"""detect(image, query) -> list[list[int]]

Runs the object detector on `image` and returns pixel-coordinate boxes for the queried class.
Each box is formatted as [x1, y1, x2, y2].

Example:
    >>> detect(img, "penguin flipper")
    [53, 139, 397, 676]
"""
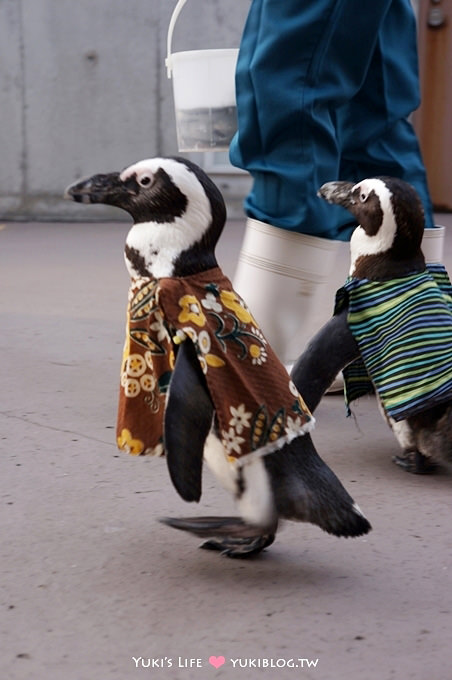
[291, 308, 359, 412]
[264, 434, 371, 538]
[164, 340, 214, 502]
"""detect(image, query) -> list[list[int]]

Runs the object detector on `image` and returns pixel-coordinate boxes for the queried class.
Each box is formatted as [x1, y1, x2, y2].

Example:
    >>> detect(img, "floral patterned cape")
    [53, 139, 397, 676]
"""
[117, 267, 314, 463]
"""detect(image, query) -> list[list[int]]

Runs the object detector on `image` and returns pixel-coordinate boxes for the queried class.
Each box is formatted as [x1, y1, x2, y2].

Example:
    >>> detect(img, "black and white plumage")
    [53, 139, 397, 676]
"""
[65, 157, 370, 556]
[292, 176, 452, 474]
[320, 177, 426, 280]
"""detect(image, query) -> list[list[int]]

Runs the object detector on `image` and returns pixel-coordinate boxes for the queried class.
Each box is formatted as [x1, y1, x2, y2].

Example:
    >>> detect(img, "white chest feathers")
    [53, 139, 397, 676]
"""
[125, 222, 180, 278]
[124, 166, 213, 279]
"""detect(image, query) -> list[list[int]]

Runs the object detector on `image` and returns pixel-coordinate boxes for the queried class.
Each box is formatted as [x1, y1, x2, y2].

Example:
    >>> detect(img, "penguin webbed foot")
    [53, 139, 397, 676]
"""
[200, 533, 275, 558]
[159, 516, 276, 558]
[392, 450, 438, 475]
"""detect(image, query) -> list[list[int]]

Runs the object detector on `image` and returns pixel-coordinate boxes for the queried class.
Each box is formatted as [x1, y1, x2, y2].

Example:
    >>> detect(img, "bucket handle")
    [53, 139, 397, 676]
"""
[166, 0, 187, 79]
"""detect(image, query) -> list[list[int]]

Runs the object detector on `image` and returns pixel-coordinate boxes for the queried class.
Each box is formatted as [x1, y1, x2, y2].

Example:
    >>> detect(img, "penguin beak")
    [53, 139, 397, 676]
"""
[317, 181, 356, 208]
[64, 172, 138, 208]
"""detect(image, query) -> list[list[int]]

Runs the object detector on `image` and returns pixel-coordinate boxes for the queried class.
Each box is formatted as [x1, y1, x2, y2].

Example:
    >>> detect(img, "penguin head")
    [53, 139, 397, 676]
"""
[318, 177, 425, 279]
[65, 157, 226, 277]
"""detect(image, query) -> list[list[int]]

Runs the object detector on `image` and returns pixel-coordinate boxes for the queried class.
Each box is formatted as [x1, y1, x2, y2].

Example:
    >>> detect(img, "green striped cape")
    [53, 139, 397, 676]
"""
[334, 263, 452, 421]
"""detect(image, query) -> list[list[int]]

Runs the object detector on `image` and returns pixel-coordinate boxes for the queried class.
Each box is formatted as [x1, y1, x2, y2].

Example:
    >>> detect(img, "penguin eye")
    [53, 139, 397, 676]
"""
[138, 174, 152, 188]
[359, 191, 368, 203]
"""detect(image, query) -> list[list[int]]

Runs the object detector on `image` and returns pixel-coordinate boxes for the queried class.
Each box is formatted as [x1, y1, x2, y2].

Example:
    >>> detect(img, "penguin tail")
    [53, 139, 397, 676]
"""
[263, 434, 372, 538]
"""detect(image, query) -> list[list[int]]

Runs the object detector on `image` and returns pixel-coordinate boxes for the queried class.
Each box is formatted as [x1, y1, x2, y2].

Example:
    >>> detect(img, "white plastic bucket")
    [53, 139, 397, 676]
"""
[166, 0, 239, 152]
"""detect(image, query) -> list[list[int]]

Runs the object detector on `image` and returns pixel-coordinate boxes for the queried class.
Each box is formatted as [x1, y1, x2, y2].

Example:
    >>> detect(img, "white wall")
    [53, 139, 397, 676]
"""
[0, 0, 250, 220]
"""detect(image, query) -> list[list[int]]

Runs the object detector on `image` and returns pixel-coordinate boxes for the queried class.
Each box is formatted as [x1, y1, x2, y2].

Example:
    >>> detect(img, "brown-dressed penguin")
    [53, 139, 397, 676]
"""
[293, 176, 452, 474]
[65, 156, 370, 557]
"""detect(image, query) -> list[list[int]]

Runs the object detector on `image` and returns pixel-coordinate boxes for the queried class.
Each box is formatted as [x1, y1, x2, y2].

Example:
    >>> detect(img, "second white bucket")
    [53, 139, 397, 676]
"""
[166, 0, 239, 152]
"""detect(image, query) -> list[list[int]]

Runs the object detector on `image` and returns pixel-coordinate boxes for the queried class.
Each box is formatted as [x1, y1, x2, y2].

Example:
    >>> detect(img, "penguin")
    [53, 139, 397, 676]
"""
[65, 156, 370, 557]
[292, 176, 452, 474]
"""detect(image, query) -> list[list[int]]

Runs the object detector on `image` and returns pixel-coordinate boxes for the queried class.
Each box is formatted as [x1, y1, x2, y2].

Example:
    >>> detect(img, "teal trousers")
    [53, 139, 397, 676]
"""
[230, 0, 434, 239]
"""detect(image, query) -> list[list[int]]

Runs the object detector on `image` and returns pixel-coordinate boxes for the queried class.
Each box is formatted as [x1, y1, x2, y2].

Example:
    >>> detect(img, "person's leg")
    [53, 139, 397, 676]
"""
[230, 0, 395, 239]
[338, 0, 434, 228]
[233, 219, 338, 366]
[230, 0, 393, 363]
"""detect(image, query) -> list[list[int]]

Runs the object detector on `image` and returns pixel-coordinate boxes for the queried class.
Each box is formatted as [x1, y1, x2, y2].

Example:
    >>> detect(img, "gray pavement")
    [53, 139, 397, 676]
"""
[1, 215, 452, 680]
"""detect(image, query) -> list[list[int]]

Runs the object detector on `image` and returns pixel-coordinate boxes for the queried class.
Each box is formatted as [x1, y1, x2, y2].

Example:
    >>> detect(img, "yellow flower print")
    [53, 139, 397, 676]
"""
[249, 343, 268, 365]
[117, 428, 145, 455]
[124, 378, 140, 397]
[126, 353, 147, 377]
[173, 330, 186, 345]
[220, 290, 258, 326]
[140, 374, 156, 392]
[205, 354, 226, 368]
[178, 295, 206, 327]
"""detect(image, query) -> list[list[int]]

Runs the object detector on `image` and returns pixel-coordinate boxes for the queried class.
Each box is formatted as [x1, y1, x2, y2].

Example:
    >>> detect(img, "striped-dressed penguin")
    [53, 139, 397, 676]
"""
[65, 156, 370, 557]
[292, 176, 452, 474]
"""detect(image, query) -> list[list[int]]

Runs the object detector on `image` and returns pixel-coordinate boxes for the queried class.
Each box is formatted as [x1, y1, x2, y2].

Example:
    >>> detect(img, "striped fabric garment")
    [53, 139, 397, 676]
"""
[335, 263, 452, 421]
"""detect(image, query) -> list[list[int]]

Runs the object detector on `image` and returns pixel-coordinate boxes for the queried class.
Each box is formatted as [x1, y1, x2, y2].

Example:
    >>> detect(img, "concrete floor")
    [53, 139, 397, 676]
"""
[1, 214, 452, 680]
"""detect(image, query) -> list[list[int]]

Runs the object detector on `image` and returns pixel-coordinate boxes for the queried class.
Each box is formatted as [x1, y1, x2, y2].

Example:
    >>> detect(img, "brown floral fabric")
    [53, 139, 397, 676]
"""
[117, 267, 314, 462]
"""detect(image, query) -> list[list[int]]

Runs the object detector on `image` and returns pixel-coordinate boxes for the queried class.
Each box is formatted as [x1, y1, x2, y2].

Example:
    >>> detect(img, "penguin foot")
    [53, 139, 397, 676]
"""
[159, 516, 265, 538]
[159, 516, 275, 557]
[392, 450, 438, 475]
[200, 533, 275, 558]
